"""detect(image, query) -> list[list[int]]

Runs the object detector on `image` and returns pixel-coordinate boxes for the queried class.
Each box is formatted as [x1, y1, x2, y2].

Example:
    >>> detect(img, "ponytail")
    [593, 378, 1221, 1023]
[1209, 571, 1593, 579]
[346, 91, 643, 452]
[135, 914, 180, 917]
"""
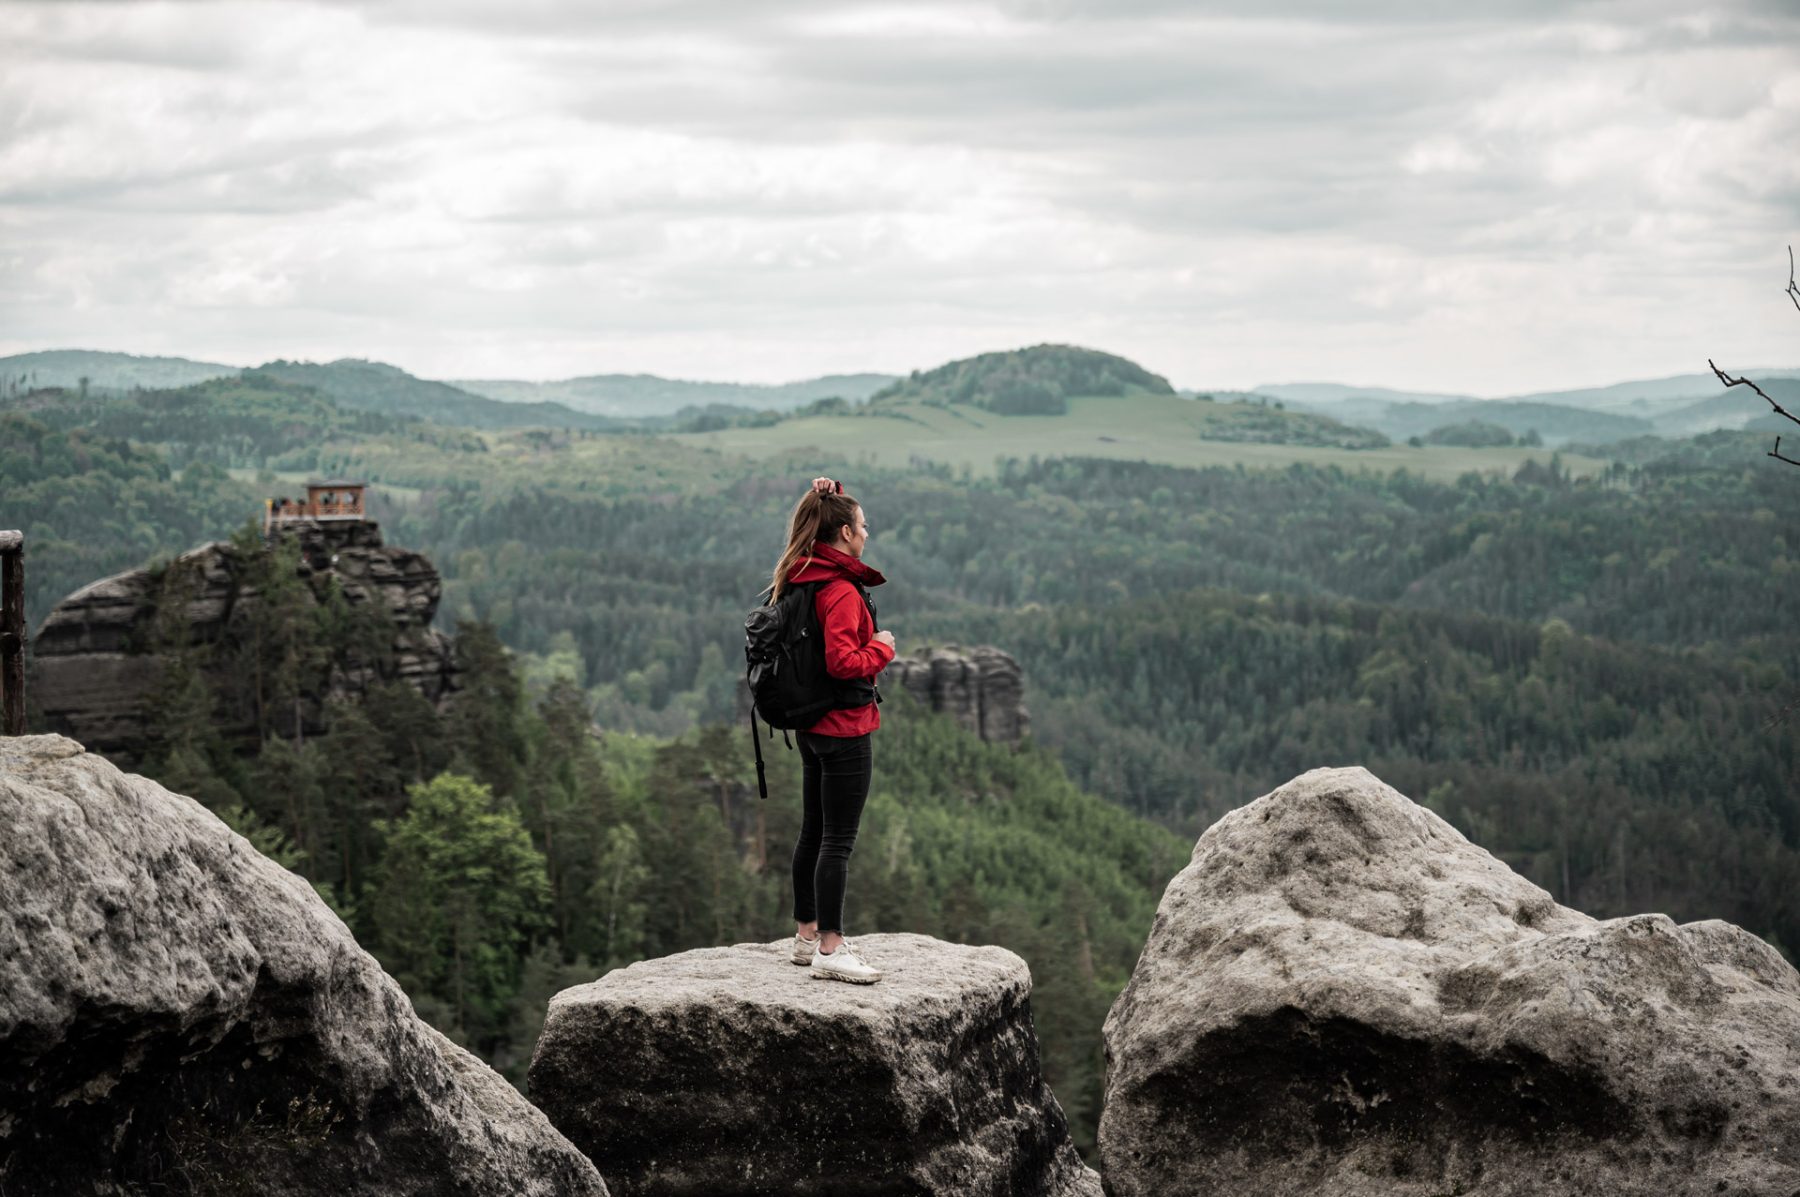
[770, 484, 859, 600]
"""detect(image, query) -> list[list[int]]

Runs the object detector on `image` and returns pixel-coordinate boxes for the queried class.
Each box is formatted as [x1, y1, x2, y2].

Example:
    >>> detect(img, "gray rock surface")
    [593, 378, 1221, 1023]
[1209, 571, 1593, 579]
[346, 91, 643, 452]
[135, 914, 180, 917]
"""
[531, 933, 1098, 1197]
[1099, 766, 1800, 1196]
[0, 733, 606, 1197]
[889, 645, 1029, 745]
[33, 519, 458, 765]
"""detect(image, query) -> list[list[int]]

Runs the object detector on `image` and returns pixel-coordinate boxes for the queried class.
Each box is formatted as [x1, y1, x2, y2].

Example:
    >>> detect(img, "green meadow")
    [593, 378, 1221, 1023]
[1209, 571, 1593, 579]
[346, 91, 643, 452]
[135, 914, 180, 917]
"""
[676, 393, 1609, 481]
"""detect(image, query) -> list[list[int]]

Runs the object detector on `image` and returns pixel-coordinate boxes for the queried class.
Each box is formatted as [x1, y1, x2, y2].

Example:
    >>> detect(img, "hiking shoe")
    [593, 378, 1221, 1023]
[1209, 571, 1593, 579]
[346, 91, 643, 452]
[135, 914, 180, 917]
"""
[791, 933, 819, 966]
[810, 941, 881, 984]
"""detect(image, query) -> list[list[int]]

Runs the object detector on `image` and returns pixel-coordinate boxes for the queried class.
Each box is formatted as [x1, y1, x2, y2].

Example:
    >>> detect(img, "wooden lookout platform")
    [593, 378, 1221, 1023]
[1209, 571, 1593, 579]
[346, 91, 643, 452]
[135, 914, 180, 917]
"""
[265, 480, 368, 533]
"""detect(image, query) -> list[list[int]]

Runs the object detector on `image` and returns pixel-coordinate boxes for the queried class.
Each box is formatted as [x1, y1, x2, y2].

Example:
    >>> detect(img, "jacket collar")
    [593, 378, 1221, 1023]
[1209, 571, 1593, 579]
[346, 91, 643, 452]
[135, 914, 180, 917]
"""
[789, 540, 887, 587]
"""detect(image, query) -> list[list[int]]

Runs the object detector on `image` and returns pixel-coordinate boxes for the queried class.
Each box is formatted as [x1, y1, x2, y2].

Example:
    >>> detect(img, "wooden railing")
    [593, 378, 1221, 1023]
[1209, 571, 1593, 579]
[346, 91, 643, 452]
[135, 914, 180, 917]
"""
[269, 498, 365, 522]
[1, 530, 23, 736]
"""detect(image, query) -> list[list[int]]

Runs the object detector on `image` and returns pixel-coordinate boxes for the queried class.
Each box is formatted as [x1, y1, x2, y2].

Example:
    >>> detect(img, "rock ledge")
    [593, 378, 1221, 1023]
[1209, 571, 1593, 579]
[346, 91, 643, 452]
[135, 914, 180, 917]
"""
[531, 933, 1098, 1197]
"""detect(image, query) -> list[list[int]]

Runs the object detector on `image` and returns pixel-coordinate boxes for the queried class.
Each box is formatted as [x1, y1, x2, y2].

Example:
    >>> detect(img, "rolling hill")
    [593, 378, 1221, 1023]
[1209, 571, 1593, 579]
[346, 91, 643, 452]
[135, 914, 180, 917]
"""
[1656, 379, 1800, 438]
[1263, 369, 1800, 446]
[869, 344, 1175, 415]
[660, 344, 1641, 476]
[1257, 369, 1800, 415]
[1365, 401, 1654, 446]
[1517, 369, 1800, 413]
[0, 350, 238, 394]
[1251, 381, 1468, 407]
[249, 359, 622, 431]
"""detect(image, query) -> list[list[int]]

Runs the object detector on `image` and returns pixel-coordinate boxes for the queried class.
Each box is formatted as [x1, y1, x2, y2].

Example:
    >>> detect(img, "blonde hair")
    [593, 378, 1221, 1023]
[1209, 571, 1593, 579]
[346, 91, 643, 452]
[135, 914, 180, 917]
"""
[769, 486, 860, 600]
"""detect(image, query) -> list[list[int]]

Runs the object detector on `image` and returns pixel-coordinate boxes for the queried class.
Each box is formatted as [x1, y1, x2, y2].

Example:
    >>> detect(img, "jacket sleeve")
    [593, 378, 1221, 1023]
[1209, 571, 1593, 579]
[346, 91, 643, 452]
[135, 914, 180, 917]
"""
[817, 581, 894, 680]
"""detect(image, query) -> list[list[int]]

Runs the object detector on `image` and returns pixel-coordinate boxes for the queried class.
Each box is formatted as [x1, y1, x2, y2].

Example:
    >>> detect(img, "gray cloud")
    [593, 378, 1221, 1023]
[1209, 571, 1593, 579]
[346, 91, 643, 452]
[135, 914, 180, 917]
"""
[0, 0, 1795, 392]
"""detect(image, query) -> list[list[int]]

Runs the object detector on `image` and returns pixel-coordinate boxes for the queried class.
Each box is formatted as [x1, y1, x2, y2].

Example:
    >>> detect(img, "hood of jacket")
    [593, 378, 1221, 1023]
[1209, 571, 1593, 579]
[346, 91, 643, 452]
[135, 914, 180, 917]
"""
[788, 541, 887, 589]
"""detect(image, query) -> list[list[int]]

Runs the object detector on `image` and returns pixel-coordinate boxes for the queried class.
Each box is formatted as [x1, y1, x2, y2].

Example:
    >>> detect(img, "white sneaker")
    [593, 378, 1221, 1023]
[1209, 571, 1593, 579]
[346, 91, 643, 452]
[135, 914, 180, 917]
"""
[791, 933, 819, 966]
[809, 940, 882, 984]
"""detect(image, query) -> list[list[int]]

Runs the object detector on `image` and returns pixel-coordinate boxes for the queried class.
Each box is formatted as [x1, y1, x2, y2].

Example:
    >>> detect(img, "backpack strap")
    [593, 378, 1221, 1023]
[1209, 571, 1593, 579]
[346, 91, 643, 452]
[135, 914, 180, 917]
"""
[750, 706, 769, 801]
[855, 582, 882, 702]
[855, 582, 878, 631]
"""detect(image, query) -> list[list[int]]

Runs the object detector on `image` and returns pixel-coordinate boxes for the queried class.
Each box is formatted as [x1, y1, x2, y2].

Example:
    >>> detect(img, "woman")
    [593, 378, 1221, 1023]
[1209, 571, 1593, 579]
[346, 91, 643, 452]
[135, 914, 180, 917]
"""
[771, 476, 896, 984]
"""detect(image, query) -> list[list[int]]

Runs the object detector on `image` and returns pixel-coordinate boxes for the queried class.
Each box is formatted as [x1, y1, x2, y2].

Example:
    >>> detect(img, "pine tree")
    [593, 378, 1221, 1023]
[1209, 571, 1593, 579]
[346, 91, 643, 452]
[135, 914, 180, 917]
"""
[371, 773, 551, 1046]
[444, 621, 527, 798]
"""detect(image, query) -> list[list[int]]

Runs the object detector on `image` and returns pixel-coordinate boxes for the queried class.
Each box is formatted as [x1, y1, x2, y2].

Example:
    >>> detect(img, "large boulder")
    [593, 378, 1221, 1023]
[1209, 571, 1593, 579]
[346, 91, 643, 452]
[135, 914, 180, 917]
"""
[888, 645, 1029, 745]
[0, 734, 606, 1196]
[1100, 766, 1800, 1197]
[530, 933, 1099, 1197]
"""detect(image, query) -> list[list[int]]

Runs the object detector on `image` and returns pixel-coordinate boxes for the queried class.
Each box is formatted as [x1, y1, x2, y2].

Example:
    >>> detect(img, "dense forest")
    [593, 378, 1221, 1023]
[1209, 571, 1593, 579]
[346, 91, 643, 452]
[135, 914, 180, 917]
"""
[399, 449, 1798, 704]
[2, 412, 256, 620]
[7, 361, 1798, 1153]
[117, 561, 1180, 1150]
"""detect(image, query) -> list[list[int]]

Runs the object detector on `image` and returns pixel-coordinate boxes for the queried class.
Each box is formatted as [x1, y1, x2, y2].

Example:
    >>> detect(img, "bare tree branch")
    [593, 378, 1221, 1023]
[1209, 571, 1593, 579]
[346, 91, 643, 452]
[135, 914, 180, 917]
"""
[1708, 359, 1800, 428]
[1710, 245, 1800, 467]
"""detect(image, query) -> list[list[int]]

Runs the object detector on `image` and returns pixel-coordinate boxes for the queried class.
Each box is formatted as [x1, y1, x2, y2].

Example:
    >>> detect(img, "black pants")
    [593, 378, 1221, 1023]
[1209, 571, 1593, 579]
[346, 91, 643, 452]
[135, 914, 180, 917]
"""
[791, 731, 872, 935]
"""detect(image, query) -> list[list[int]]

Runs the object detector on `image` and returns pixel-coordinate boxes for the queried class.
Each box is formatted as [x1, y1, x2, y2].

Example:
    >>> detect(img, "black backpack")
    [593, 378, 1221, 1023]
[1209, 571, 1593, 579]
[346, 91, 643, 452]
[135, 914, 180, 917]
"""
[744, 580, 879, 799]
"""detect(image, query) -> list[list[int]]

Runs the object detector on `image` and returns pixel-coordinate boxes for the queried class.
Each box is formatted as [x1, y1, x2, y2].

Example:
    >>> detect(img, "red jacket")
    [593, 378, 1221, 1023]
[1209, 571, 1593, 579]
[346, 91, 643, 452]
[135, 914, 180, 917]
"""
[787, 542, 892, 736]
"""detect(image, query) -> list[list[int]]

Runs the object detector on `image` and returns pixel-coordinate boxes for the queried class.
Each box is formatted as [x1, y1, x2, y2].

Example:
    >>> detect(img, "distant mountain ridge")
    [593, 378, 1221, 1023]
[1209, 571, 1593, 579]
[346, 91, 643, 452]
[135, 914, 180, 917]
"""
[0, 349, 894, 424]
[1368, 401, 1654, 446]
[1656, 382, 1800, 438]
[453, 372, 897, 418]
[1517, 369, 1800, 413]
[1257, 369, 1800, 445]
[250, 359, 621, 432]
[1251, 382, 1470, 406]
[14, 348, 1797, 443]
[1254, 369, 1800, 412]
[0, 349, 238, 393]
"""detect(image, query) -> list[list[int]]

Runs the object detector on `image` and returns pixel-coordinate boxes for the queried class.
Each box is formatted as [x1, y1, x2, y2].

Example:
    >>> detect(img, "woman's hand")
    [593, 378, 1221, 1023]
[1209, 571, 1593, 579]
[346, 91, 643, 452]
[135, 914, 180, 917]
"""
[811, 476, 837, 496]
[873, 630, 896, 652]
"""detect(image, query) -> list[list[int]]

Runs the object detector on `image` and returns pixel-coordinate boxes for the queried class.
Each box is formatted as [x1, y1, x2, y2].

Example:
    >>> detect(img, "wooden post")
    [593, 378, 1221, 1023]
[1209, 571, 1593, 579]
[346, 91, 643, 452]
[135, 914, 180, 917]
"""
[0, 530, 23, 736]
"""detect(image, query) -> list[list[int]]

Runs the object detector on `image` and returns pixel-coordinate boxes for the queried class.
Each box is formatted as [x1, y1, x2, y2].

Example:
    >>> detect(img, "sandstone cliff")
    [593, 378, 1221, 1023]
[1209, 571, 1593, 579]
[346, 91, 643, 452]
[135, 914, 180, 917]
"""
[888, 645, 1028, 745]
[530, 934, 1098, 1197]
[0, 733, 605, 1196]
[33, 519, 457, 766]
[1100, 766, 1800, 1196]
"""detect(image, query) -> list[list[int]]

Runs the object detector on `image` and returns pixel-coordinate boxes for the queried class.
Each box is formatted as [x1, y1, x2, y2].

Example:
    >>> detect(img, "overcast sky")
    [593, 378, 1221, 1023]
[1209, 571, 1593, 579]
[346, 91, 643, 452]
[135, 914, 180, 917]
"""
[3, 0, 1797, 393]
